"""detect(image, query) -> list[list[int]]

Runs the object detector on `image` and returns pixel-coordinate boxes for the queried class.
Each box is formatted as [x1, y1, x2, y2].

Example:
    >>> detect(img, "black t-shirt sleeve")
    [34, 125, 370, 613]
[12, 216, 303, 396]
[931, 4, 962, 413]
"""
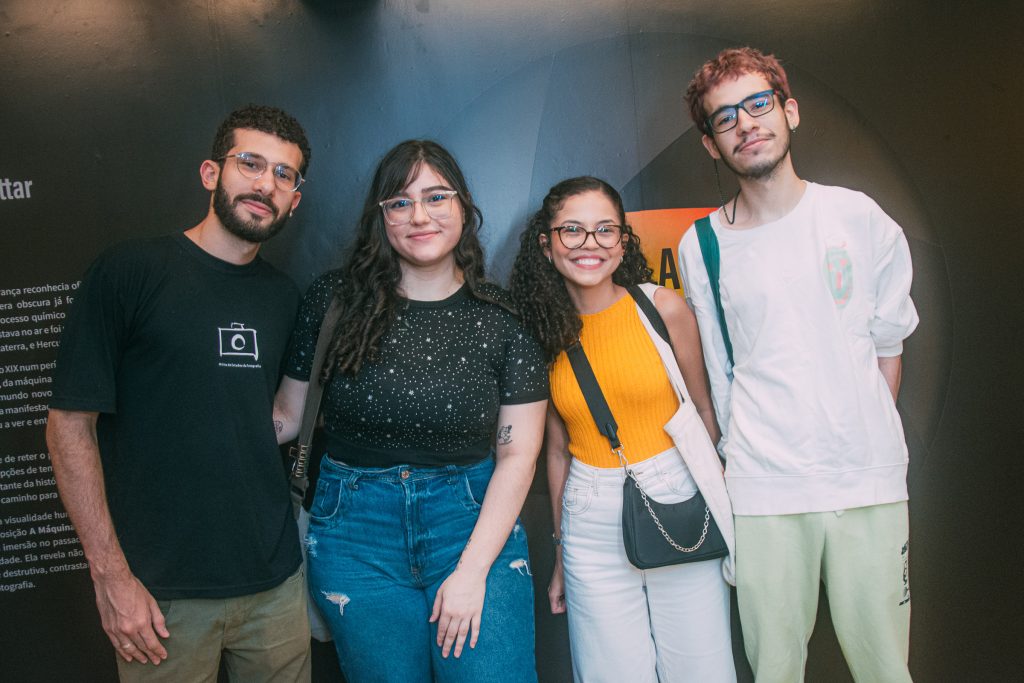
[49, 248, 137, 413]
[283, 270, 342, 381]
[498, 313, 549, 405]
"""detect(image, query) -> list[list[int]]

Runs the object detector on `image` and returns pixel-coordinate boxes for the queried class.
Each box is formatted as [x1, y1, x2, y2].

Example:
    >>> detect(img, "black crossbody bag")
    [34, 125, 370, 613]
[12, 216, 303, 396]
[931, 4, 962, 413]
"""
[564, 286, 728, 569]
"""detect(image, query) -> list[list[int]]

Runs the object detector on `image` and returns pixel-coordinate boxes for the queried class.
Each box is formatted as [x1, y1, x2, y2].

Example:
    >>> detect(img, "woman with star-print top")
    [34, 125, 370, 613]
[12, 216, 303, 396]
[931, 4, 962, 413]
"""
[274, 140, 548, 683]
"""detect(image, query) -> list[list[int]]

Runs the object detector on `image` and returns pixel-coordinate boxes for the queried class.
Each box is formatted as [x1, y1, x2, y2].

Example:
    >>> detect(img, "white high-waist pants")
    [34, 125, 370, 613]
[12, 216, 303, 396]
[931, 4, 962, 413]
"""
[561, 448, 736, 683]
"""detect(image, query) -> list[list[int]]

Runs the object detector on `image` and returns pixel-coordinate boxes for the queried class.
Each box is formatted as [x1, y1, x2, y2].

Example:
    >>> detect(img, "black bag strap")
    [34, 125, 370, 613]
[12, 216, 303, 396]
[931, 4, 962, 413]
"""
[624, 286, 685, 408]
[288, 296, 344, 517]
[565, 286, 683, 456]
[694, 216, 734, 366]
[565, 342, 622, 451]
[625, 285, 672, 349]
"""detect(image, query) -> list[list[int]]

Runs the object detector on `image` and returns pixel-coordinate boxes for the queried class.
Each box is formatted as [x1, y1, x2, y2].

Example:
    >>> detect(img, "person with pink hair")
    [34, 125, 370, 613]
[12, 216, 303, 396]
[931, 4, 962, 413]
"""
[681, 47, 919, 683]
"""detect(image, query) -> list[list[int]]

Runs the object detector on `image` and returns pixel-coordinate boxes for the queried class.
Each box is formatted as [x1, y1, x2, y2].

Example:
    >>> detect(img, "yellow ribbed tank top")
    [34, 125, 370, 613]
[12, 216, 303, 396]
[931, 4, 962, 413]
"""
[550, 293, 678, 468]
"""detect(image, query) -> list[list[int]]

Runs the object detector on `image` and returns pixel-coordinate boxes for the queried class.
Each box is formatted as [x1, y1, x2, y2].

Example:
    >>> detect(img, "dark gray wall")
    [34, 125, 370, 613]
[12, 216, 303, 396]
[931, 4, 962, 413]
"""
[0, 1, 1020, 681]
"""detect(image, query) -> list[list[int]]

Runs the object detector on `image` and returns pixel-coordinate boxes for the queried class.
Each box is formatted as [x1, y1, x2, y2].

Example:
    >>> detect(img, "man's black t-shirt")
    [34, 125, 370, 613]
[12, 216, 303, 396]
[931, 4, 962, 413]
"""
[50, 233, 301, 600]
[285, 270, 548, 467]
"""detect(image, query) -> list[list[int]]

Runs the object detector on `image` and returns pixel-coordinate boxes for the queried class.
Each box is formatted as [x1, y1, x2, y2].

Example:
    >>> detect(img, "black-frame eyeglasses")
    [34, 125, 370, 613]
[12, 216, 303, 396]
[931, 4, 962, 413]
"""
[550, 224, 624, 249]
[703, 89, 779, 135]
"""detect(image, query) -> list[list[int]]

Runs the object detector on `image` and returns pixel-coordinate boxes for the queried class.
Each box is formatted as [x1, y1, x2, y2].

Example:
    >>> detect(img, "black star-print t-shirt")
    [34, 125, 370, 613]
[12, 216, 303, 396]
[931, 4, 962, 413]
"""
[284, 270, 549, 466]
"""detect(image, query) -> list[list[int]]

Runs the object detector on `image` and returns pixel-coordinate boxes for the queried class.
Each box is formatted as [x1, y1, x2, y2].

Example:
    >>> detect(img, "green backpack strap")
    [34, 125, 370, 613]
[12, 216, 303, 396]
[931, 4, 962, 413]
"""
[694, 215, 734, 366]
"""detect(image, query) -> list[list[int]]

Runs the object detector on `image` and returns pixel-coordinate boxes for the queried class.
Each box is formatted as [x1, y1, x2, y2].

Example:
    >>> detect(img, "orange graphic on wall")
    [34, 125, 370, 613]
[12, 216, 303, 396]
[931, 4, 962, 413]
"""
[625, 208, 715, 295]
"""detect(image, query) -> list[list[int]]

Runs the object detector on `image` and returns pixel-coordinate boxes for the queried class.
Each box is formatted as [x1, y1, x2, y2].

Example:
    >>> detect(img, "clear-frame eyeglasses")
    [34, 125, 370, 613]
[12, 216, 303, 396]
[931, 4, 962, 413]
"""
[378, 190, 459, 225]
[219, 152, 305, 192]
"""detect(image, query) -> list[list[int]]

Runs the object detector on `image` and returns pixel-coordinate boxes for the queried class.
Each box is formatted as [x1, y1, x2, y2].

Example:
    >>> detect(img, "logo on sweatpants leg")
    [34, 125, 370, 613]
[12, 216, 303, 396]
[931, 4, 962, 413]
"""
[899, 540, 911, 606]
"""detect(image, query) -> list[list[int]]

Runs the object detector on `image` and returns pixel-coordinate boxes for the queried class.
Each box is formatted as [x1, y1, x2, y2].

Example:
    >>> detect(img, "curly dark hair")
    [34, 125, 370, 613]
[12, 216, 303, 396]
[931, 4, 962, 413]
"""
[509, 176, 653, 362]
[321, 139, 503, 381]
[211, 104, 312, 175]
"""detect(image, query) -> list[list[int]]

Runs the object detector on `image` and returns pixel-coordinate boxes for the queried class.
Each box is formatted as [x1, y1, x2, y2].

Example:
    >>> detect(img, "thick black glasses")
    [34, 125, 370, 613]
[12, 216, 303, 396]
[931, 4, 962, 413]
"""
[551, 224, 624, 249]
[704, 90, 778, 135]
[220, 152, 304, 192]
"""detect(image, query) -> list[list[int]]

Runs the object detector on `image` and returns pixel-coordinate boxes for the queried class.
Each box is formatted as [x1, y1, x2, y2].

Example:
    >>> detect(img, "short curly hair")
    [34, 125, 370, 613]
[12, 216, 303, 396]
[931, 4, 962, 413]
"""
[211, 104, 312, 175]
[509, 176, 653, 362]
[685, 47, 792, 134]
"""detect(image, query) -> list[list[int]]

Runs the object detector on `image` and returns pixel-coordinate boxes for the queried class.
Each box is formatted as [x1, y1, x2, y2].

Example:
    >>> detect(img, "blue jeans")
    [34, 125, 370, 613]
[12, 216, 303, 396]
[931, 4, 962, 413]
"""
[306, 455, 537, 683]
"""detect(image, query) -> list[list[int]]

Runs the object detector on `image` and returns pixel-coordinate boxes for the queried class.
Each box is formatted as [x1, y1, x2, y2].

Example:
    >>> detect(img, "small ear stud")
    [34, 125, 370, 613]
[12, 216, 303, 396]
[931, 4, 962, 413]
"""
[790, 126, 797, 133]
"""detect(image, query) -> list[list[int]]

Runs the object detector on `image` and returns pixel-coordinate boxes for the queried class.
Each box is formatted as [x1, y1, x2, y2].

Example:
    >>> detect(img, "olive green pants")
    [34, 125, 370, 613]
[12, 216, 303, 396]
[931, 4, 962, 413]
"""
[735, 502, 912, 683]
[117, 568, 311, 683]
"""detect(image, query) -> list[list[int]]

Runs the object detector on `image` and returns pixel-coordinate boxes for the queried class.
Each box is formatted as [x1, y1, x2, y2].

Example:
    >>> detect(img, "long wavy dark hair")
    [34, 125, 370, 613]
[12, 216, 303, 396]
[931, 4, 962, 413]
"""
[322, 140, 498, 381]
[509, 176, 653, 362]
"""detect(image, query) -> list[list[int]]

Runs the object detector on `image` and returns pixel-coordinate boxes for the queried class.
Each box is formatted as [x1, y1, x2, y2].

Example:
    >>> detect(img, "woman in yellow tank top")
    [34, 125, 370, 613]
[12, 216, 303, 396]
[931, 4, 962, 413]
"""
[510, 177, 736, 682]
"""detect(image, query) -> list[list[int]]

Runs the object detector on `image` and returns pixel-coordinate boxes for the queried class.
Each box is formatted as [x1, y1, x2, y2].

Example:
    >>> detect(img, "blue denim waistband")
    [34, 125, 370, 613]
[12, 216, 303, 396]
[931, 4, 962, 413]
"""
[323, 452, 494, 484]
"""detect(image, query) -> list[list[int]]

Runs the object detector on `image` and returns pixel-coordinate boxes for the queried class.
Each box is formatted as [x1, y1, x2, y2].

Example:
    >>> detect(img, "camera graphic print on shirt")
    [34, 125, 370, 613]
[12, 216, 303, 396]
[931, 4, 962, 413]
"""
[823, 244, 853, 309]
[217, 322, 262, 369]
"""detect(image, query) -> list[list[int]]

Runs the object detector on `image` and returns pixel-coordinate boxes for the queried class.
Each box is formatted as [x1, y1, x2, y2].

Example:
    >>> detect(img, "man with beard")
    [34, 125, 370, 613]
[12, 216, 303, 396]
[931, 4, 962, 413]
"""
[679, 49, 918, 682]
[47, 105, 312, 682]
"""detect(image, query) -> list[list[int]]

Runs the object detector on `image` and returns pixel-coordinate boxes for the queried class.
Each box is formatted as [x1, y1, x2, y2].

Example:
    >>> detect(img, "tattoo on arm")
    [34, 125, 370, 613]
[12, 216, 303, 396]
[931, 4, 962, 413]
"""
[457, 537, 474, 570]
[497, 424, 512, 445]
[274, 420, 284, 435]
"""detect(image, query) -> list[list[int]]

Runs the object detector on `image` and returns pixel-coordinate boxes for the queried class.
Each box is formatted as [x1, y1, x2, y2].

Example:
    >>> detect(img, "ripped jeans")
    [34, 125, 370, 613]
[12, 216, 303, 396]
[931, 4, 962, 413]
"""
[306, 454, 538, 683]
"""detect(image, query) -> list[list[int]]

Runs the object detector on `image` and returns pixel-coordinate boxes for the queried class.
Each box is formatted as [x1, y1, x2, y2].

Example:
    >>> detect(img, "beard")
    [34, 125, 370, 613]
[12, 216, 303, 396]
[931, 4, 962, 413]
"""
[213, 183, 290, 243]
[720, 129, 792, 181]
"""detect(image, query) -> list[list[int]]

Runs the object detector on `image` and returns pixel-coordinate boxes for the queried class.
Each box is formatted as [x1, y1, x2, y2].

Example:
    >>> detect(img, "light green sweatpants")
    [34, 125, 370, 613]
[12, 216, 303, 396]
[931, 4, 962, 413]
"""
[735, 501, 912, 683]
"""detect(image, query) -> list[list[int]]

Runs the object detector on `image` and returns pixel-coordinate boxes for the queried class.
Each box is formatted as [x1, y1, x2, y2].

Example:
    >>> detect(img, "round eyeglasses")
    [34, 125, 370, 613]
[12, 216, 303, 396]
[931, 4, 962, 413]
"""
[378, 190, 459, 226]
[219, 152, 305, 192]
[704, 89, 779, 135]
[550, 224, 624, 249]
